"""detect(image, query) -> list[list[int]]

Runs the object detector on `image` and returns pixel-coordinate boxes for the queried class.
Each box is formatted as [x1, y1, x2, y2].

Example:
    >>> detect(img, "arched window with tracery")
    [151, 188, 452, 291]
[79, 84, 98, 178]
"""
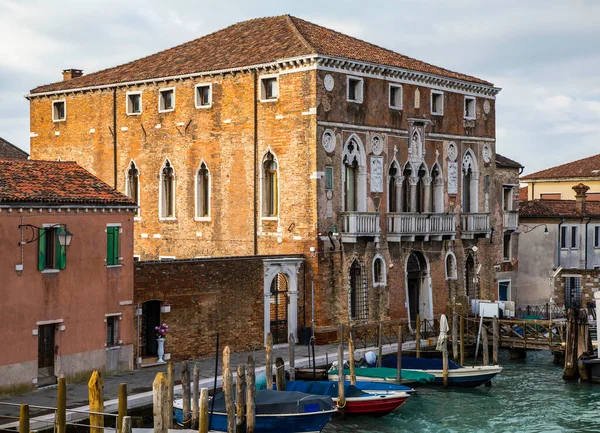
[402, 163, 412, 212]
[195, 161, 210, 219]
[159, 159, 175, 218]
[126, 160, 140, 216]
[431, 163, 443, 213]
[388, 161, 401, 212]
[342, 135, 367, 212]
[262, 151, 278, 217]
[462, 150, 479, 213]
[416, 163, 429, 213]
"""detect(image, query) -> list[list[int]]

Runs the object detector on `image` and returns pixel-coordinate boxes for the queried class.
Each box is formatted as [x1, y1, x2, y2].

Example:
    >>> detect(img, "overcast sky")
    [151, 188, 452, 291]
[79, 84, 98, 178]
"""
[1, 0, 599, 175]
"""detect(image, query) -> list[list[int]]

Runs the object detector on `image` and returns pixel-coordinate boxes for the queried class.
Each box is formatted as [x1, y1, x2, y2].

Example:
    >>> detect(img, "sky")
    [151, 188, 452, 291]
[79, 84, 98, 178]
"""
[1, 0, 599, 175]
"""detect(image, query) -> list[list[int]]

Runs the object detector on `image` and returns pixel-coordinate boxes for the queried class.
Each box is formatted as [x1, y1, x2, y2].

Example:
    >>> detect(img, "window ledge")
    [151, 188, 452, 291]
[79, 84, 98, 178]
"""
[53, 119, 66, 123]
[158, 108, 175, 113]
[373, 282, 386, 288]
[259, 98, 279, 103]
[126, 112, 142, 116]
[194, 217, 212, 222]
[431, 112, 444, 116]
[346, 99, 363, 104]
[464, 116, 476, 121]
[106, 345, 121, 351]
[261, 216, 278, 221]
[159, 217, 177, 221]
[106, 265, 122, 269]
[134, 217, 142, 221]
[41, 269, 60, 274]
[195, 104, 212, 109]
[389, 106, 402, 111]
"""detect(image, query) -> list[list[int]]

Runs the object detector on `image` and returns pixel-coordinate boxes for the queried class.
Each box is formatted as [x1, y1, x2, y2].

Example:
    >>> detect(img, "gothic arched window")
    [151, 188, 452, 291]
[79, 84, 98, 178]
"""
[126, 161, 140, 216]
[195, 162, 210, 219]
[160, 159, 175, 218]
[262, 151, 278, 217]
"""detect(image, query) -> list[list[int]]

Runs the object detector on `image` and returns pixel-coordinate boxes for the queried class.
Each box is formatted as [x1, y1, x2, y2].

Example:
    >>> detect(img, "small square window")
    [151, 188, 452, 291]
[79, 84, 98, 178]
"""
[347, 77, 363, 103]
[127, 93, 142, 115]
[431, 91, 444, 115]
[389, 84, 402, 109]
[325, 166, 333, 190]
[53, 100, 66, 122]
[464, 97, 476, 119]
[195, 84, 212, 108]
[159, 88, 175, 112]
[260, 77, 279, 101]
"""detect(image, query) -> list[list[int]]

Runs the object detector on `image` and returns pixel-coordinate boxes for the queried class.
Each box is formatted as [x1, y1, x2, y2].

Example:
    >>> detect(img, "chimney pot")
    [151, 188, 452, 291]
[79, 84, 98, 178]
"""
[62, 69, 83, 81]
[572, 183, 589, 214]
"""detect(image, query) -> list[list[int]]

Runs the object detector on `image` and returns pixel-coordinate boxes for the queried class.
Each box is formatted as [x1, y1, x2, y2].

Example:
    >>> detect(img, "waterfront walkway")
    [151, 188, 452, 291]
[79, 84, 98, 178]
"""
[0, 339, 427, 430]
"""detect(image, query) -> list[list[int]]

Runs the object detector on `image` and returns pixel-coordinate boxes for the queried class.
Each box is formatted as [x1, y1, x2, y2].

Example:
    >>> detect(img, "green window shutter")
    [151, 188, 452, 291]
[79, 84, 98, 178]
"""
[56, 229, 66, 270]
[113, 229, 120, 265]
[38, 228, 46, 271]
[107, 227, 115, 266]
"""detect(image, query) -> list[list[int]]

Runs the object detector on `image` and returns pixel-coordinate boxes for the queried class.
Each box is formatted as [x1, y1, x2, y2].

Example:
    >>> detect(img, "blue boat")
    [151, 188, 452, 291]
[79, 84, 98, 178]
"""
[174, 389, 336, 433]
[382, 356, 503, 387]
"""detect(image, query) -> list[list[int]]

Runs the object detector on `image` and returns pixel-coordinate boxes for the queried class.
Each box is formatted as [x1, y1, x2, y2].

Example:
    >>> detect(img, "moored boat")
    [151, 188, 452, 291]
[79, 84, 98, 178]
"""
[382, 355, 503, 387]
[327, 367, 435, 386]
[174, 389, 336, 432]
[283, 380, 411, 417]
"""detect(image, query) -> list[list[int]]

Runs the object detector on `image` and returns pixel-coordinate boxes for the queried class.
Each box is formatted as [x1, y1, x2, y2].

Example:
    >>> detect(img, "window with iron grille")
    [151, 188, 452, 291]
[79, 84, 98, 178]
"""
[349, 260, 368, 320]
[564, 276, 582, 309]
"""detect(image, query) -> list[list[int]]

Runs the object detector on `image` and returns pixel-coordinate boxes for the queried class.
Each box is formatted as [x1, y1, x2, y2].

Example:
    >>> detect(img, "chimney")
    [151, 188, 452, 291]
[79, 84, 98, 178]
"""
[62, 69, 83, 81]
[573, 183, 590, 214]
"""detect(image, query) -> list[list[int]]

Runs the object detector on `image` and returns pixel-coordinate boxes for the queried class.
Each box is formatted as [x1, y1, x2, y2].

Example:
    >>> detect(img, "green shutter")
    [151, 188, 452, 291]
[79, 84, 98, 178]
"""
[38, 228, 46, 271]
[56, 229, 66, 270]
[107, 227, 119, 266]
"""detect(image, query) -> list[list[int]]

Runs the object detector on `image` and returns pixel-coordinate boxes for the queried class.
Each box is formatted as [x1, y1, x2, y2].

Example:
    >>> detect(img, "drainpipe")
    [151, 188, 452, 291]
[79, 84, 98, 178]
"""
[253, 71, 258, 255]
[557, 218, 565, 268]
[585, 217, 590, 269]
[113, 88, 117, 189]
[531, 183, 535, 200]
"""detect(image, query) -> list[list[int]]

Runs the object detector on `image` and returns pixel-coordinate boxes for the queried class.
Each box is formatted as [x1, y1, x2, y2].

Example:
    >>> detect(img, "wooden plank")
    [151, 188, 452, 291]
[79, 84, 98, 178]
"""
[377, 323, 383, 367]
[442, 337, 449, 388]
[167, 361, 174, 429]
[482, 323, 489, 366]
[348, 336, 356, 386]
[452, 311, 459, 363]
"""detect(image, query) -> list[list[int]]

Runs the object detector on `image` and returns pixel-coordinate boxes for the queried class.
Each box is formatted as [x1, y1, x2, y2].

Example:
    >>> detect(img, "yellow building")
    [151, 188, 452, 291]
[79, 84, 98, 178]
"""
[522, 153, 600, 201]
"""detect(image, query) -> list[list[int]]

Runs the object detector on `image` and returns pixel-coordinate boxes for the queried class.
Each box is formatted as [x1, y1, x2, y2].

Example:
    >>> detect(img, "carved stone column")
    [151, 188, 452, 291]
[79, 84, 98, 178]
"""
[422, 177, 432, 213]
[396, 176, 404, 213]
[409, 176, 419, 213]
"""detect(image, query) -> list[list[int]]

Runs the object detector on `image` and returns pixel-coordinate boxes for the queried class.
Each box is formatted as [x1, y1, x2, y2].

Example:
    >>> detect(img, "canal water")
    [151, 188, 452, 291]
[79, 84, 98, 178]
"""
[323, 350, 600, 433]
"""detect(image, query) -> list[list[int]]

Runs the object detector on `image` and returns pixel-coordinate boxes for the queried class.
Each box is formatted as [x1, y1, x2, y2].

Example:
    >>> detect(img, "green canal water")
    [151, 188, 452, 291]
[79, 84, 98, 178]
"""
[323, 350, 600, 433]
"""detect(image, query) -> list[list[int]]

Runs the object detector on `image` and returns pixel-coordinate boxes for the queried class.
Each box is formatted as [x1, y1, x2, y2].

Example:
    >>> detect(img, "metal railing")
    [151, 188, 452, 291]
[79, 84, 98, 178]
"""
[515, 304, 567, 320]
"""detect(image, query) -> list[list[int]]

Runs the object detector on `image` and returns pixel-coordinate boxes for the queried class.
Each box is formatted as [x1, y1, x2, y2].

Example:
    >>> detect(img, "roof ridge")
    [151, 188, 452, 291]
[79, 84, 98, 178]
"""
[0, 137, 29, 157]
[523, 153, 600, 179]
[286, 15, 316, 54]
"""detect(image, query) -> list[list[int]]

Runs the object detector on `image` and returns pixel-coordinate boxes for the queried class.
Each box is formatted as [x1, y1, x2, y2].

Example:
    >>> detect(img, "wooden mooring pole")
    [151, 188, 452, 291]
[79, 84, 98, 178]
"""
[396, 326, 403, 383]
[416, 314, 421, 358]
[167, 361, 174, 429]
[337, 324, 345, 416]
[348, 335, 356, 386]
[275, 357, 286, 391]
[223, 346, 235, 433]
[289, 333, 296, 381]
[492, 316, 499, 365]
[265, 333, 273, 390]
[152, 372, 168, 433]
[57, 377, 66, 433]
[182, 362, 191, 428]
[246, 355, 256, 433]
[198, 388, 209, 433]
[89, 370, 104, 433]
[118, 383, 127, 433]
[442, 338, 449, 388]
[459, 315, 465, 366]
[452, 311, 459, 362]
[236, 365, 246, 433]
[122, 416, 132, 433]
[482, 323, 489, 366]
[192, 363, 200, 429]
[19, 404, 29, 433]
[377, 323, 383, 367]
[563, 308, 579, 380]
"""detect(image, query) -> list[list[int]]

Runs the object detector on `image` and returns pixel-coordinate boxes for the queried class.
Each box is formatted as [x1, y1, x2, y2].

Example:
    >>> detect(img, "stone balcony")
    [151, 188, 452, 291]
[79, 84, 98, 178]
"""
[386, 213, 456, 242]
[341, 212, 381, 243]
[460, 213, 491, 239]
[503, 210, 518, 231]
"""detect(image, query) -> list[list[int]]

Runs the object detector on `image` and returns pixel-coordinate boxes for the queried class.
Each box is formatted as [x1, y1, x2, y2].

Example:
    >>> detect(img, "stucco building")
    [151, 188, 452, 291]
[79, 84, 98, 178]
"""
[518, 184, 600, 308]
[27, 16, 514, 349]
[0, 159, 136, 390]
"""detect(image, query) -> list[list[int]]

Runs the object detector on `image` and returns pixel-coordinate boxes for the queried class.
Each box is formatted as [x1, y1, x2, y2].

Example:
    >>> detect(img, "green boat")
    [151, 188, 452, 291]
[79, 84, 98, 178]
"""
[328, 367, 435, 386]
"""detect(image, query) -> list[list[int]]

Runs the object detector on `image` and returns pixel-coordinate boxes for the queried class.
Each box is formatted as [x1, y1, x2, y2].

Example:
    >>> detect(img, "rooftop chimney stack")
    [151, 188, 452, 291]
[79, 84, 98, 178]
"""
[573, 183, 590, 214]
[62, 69, 83, 81]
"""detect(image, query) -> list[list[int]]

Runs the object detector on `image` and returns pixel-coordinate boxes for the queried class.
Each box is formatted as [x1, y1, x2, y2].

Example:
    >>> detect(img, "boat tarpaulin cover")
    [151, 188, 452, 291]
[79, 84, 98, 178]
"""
[211, 389, 335, 414]
[382, 356, 462, 370]
[329, 367, 434, 383]
[284, 381, 367, 398]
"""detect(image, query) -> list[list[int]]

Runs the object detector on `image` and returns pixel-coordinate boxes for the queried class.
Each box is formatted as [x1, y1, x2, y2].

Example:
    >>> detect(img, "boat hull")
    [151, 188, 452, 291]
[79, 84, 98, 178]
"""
[337, 394, 409, 417]
[403, 366, 503, 387]
[174, 407, 336, 433]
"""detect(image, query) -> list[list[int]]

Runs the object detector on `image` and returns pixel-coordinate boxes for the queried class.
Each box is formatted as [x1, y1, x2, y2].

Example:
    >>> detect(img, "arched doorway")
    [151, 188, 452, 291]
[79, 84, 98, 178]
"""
[465, 255, 477, 299]
[406, 251, 432, 327]
[141, 300, 161, 358]
[270, 273, 289, 344]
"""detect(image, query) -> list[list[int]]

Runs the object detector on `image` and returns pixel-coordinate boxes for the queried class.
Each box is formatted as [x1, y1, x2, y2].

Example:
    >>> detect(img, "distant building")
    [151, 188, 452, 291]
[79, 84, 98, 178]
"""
[521, 153, 600, 201]
[0, 159, 136, 391]
[518, 183, 600, 308]
[28, 15, 510, 352]
[0, 136, 28, 159]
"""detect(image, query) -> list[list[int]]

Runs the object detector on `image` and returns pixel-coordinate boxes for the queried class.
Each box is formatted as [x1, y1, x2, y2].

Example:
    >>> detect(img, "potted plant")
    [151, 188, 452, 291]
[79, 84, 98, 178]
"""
[155, 323, 169, 363]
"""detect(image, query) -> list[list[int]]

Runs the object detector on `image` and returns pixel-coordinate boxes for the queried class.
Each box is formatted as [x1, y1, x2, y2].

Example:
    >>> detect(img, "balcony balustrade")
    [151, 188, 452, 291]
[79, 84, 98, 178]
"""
[386, 213, 456, 242]
[503, 210, 518, 231]
[460, 213, 491, 239]
[341, 212, 381, 243]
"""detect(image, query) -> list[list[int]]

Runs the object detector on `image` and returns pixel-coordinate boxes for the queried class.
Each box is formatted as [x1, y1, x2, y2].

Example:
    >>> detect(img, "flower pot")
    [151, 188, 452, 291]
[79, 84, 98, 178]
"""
[157, 338, 166, 363]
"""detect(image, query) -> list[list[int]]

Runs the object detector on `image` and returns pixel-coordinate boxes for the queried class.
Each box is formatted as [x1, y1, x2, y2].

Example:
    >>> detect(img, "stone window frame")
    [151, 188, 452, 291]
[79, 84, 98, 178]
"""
[259, 73, 279, 102]
[341, 134, 367, 212]
[195, 83, 213, 109]
[126, 91, 143, 116]
[158, 158, 177, 220]
[194, 159, 211, 221]
[346, 75, 364, 104]
[125, 160, 141, 220]
[388, 83, 403, 110]
[464, 96, 476, 120]
[52, 99, 66, 122]
[104, 312, 122, 347]
[445, 251, 457, 280]
[372, 254, 386, 287]
[158, 87, 176, 113]
[430, 90, 444, 116]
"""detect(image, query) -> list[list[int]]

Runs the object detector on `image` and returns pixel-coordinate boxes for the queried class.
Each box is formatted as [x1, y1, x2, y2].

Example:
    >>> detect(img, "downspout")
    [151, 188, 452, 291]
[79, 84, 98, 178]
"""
[531, 182, 535, 200]
[113, 88, 118, 189]
[557, 218, 565, 268]
[585, 217, 590, 269]
[253, 71, 258, 256]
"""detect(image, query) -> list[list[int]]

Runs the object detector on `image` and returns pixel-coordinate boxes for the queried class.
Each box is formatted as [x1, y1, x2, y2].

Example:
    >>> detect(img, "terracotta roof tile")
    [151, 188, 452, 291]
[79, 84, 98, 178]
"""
[495, 153, 522, 169]
[519, 186, 528, 201]
[522, 153, 600, 180]
[0, 159, 136, 206]
[31, 15, 492, 94]
[519, 199, 600, 218]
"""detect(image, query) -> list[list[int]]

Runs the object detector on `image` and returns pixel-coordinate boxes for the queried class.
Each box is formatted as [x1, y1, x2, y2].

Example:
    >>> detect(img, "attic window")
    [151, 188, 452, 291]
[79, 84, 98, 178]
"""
[195, 84, 212, 108]
[260, 76, 279, 101]
[159, 88, 175, 112]
[464, 97, 476, 119]
[347, 77, 363, 103]
[53, 100, 66, 122]
[126, 92, 142, 115]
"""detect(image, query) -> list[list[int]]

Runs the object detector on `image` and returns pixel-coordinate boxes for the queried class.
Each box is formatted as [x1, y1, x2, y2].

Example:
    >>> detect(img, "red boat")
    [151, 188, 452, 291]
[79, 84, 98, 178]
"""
[335, 390, 411, 416]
